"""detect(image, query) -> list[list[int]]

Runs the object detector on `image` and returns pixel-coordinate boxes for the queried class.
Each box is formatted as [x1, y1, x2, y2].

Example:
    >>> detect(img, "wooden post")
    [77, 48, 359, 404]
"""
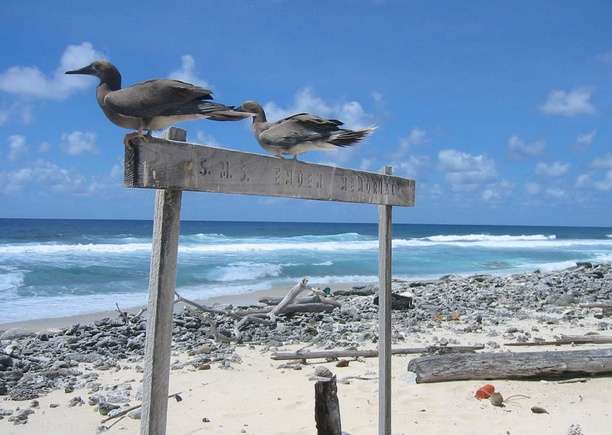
[140, 128, 185, 435]
[314, 371, 342, 435]
[378, 166, 393, 435]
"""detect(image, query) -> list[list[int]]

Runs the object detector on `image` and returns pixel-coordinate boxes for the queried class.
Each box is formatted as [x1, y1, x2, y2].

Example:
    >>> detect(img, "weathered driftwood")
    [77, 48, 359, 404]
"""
[269, 278, 312, 318]
[259, 295, 322, 305]
[407, 347, 612, 383]
[373, 292, 414, 310]
[175, 291, 241, 320]
[271, 345, 484, 361]
[101, 392, 182, 424]
[333, 286, 376, 297]
[314, 368, 342, 435]
[505, 335, 612, 347]
[259, 294, 341, 308]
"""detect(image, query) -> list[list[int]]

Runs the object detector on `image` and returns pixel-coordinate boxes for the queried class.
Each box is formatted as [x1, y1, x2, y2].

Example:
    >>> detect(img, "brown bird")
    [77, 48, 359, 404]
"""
[236, 100, 376, 159]
[66, 60, 250, 135]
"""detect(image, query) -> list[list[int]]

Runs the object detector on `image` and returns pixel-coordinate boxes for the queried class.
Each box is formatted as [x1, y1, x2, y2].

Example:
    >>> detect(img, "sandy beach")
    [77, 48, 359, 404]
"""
[1, 264, 611, 434]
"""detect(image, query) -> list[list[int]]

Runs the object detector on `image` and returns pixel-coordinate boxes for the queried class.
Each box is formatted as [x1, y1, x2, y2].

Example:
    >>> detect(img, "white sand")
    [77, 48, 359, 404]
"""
[3, 318, 611, 435]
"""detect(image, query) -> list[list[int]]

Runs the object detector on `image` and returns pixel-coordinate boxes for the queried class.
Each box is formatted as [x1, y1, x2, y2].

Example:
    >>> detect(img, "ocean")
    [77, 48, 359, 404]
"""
[1, 218, 611, 323]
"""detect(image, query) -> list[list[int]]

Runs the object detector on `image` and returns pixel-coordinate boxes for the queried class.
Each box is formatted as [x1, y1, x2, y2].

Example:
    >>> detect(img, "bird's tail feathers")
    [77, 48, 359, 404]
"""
[328, 126, 377, 147]
[198, 102, 252, 121]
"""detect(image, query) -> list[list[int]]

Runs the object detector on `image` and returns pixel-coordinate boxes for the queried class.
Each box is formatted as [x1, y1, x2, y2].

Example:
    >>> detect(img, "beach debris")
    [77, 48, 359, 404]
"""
[567, 424, 583, 435]
[531, 406, 549, 414]
[7, 408, 34, 425]
[557, 378, 588, 384]
[475, 384, 495, 400]
[487, 392, 530, 407]
[489, 392, 504, 407]
[68, 396, 84, 407]
[100, 392, 182, 424]
[0, 263, 610, 404]
[505, 334, 612, 347]
[336, 360, 350, 368]
[272, 345, 484, 361]
[373, 292, 414, 310]
[408, 347, 612, 383]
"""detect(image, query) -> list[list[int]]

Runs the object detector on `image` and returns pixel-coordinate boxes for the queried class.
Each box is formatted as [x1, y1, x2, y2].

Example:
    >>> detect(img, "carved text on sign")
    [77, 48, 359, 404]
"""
[125, 136, 415, 206]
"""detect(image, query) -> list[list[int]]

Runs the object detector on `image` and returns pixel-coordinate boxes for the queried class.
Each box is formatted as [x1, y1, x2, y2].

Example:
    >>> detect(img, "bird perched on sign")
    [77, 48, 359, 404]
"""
[65, 60, 250, 135]
[236, 100, 376, 159]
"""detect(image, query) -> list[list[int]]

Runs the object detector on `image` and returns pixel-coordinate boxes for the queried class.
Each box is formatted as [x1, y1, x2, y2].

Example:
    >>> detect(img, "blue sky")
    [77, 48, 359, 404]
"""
[1, 0, 611, 226]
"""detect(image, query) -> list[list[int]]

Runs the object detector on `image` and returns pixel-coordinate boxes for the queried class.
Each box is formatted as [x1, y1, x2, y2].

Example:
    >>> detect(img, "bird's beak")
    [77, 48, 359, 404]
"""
[65, 64, 96, 75]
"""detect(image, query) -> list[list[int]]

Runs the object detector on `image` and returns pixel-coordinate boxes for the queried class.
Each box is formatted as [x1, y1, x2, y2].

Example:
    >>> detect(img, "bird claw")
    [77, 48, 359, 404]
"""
[125, 131, 150, 145]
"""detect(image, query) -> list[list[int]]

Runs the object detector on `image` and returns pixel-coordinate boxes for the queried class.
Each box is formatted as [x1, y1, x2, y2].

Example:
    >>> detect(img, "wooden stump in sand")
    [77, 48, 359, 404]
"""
[314, 366, 342, 435]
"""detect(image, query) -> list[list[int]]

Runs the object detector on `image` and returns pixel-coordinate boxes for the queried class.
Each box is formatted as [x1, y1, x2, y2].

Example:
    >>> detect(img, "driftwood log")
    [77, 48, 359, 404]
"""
[269, 278, 312, 318]
[314, 367, 341, 435]
[272, 345, 484, 361]
[373, 292, 414, 310]
[505, 335, 612, 347]
[333, 286, 376, 297]
[407, 347, 612, 383]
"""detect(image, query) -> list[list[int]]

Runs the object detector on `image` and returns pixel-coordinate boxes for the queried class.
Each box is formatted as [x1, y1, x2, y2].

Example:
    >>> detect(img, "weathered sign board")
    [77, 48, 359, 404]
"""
[124, 135, 415, 206]
[124, 129, 415, 435]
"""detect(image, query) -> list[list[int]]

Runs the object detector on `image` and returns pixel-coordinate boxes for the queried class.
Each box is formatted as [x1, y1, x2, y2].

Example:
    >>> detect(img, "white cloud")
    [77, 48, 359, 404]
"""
[195, 131, 221, 147]
[539, 87, 596, 117]
[399, 128, 430, 150]
[169, 55, 209, 89]
[263, 88, 373, 129]
[535, 161, 570, 177]
[594, 170, 612, 191]
[0, 159, 98, 195]
[38, 142, 51, 153]
[60, 131, 98, 155]
[0, 42, 102, 100]
[507, 135, 545, 159]
[7, 134, 28, 160]
[525, 182, 541, 195]
[571, 129, 596, 149]
[438, 149, 496, 189]
[394, 155, 430, 178]
[481, 180, 513, 202]
[592, 154, 612, 169]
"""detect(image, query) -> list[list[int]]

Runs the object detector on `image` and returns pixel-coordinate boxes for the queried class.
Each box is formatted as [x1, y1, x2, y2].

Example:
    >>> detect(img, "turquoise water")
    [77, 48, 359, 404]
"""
[1, 219, 611, 322]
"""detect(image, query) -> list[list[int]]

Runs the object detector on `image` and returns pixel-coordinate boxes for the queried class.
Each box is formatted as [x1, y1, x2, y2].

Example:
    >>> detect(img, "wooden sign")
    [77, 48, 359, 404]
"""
[124, 135, 415, 207]
[124, 129, 412, 435]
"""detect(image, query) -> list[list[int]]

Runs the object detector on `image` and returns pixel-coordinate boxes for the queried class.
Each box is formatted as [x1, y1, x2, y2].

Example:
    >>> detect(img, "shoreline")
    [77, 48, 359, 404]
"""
[0, 262, 611, 433]
[0, 280, 366, 332]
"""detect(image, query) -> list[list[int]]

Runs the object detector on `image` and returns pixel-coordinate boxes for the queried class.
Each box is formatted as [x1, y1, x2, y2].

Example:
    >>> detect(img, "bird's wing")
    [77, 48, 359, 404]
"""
[283, 113, 344, 127]
[104, 80, 213, 118]
[259, 114, 342, 147]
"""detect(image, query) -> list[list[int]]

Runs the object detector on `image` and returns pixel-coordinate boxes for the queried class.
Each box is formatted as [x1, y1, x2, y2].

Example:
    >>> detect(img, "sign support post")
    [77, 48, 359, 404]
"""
[124, 131, 415, 435]
[378, 165, 393, 435]
[140, 128, 185, 435]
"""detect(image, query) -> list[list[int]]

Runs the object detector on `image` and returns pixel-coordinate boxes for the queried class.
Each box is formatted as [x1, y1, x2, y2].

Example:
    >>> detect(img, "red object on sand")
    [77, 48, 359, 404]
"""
[474, 384, 495, 399]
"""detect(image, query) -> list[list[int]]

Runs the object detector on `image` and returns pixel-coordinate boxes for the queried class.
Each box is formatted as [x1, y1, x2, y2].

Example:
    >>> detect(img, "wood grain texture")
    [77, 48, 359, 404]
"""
[407, 348, 612, 383]
[123, 135, 415, 206]
[315, 376, 342, 435]
[377, 166, 393, 435]
[140, 128, 185, 435]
